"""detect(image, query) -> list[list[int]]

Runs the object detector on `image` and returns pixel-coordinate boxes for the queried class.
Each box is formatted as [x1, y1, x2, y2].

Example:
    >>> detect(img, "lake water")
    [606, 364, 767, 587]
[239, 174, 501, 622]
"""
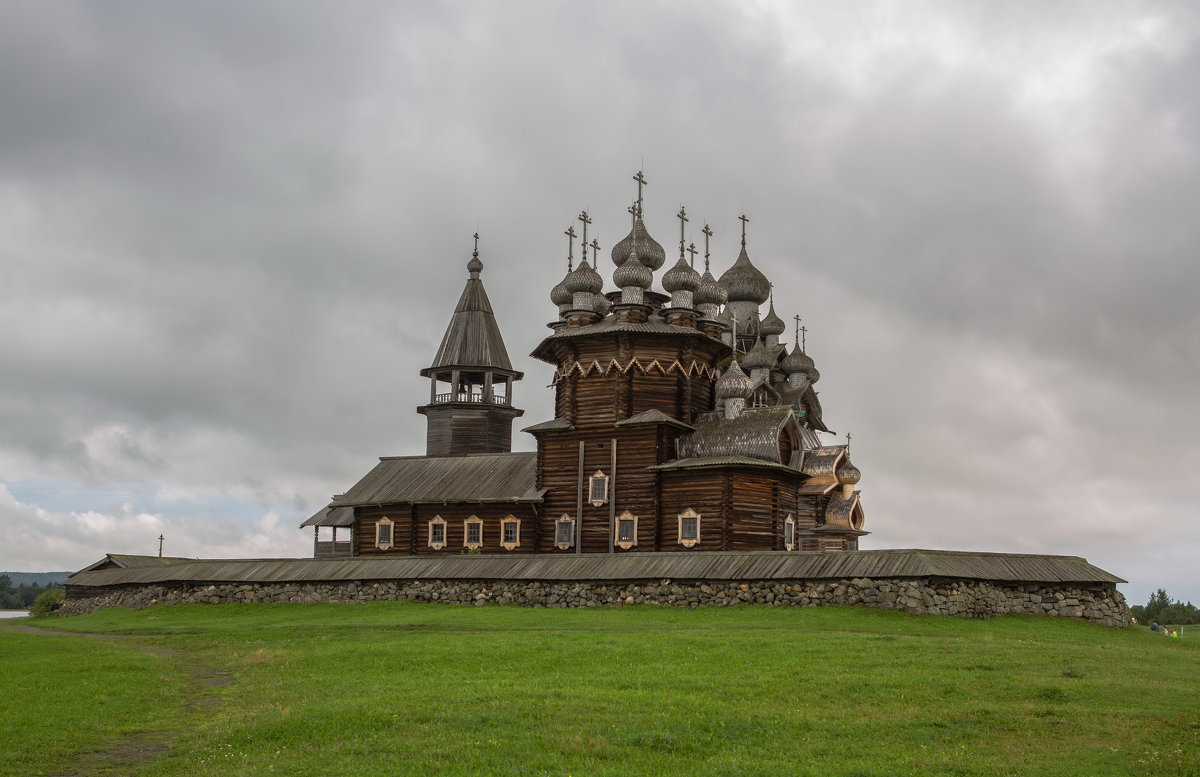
[0, 610, 28, 619]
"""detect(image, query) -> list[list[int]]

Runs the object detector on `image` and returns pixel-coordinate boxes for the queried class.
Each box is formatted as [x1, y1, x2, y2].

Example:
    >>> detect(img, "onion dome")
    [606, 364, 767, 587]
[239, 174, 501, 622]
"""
[593, 293, 612, 316]
[760, 301, 786, 338]
[837, 461, 862, 486]
[662, 255, 702, 294]
[613, 244, 653, 290]
[550, 272, 573, 307]
[695, 269, 726, 307]
[564, 258, 603, 295]
[718, 244, 771, 304]
[740, 335, 777, 371]
[715, 359, 755, 401]
[782, 347, 819, 383]
[467, 255, 484, 276]
[611, 217, 667, 271]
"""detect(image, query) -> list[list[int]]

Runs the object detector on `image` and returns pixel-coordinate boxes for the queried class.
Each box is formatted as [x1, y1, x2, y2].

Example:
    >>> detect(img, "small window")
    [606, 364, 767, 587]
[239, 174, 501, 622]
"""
[464, 516, 483, 550]
[555, 514, 575, 550]
[678, 508, 700, 548]
[615, 511, 637, 550]
[588, 470, 609, 507]
[428, 515, 447, 550]
[784, 513, 796, 551]
[375, 517, 394, 551]
[501, 515, 520, 550]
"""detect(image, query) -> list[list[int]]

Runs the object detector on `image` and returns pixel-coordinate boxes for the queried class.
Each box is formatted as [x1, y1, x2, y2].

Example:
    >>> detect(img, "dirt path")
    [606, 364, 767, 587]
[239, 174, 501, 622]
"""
[8, 623, 230, 776]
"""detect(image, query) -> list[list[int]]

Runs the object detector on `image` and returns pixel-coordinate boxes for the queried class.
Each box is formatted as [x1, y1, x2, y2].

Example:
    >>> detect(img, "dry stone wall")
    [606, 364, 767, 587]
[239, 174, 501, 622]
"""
[62, 576, 1130, 627]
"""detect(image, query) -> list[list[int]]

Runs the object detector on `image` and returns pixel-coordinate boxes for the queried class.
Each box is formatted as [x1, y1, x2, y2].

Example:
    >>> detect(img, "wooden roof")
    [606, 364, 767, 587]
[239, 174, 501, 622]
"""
[421, 274, 519, 376]
[677, 406, 795, 463]
[330, 452, 541, 507]
[66, 549, 1125, 588]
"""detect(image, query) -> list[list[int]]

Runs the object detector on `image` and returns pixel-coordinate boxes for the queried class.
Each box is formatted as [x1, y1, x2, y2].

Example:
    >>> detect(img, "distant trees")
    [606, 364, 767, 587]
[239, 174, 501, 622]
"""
[0, 574, 63, 610]
[1130, 588, 1198, 625]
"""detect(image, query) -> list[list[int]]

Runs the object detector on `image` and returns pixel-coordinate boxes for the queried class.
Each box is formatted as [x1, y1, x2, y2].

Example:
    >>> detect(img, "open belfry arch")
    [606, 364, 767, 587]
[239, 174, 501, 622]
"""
[303, 172, 867, 556]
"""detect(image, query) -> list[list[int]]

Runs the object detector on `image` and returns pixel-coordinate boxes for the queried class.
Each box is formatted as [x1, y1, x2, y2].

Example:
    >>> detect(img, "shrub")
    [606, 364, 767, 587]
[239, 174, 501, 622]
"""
[30, 588, 65, 616]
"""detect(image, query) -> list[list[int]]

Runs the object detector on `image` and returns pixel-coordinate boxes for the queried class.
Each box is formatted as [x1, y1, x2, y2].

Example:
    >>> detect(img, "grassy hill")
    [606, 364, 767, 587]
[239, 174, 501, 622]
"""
[2, 603, 1197, 776]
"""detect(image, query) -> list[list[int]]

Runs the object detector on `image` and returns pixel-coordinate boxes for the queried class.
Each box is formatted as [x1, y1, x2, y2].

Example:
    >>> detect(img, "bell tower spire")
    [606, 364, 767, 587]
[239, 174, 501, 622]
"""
[418, 235, 524, 456]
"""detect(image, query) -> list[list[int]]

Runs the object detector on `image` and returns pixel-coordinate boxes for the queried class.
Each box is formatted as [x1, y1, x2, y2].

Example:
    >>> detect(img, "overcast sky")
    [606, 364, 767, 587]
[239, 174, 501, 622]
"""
[2, 1, 1196, 608]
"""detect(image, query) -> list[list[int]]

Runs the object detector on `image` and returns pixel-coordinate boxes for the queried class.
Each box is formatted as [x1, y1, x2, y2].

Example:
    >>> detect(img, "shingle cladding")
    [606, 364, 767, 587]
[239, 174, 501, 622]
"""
[423, 277, 517, 374]
[676, 406, 794, 463]
[330, 452, 540, 506]
[66, 549, 1127, 588]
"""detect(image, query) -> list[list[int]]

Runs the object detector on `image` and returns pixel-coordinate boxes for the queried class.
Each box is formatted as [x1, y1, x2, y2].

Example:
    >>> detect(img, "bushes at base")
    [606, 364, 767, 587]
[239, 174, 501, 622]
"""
[30, 588, 65, 616]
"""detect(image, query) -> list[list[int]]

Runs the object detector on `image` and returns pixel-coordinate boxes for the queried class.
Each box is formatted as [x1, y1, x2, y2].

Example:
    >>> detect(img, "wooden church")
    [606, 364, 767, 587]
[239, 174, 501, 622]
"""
[303, 175, 867, 557]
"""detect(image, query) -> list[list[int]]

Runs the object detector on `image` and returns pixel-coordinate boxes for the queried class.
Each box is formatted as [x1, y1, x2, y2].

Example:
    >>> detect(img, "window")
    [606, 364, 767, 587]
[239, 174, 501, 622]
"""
[428, 515, 447, 550]
[615, 511, 638, 550]
[588, 470, 609, 507]
[375, 517, 394, 551]
[464, 516, 483, 550]
[783, 513, 796, 551]
[501, 515, 520, 550]
[677, 508, 700, 548]
[555, 514, 575, 550]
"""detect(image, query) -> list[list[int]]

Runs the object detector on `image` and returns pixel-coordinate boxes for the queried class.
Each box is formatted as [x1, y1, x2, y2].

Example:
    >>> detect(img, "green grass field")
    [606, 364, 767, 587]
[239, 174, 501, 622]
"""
[2, 603, 1197, 777]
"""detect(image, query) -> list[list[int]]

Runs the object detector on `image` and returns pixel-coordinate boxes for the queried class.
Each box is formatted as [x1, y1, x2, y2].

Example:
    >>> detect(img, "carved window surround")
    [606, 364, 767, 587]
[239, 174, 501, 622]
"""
[428, 515, 447, 550]
[616, 511, 638, 550]
[463, 515, 483, 550]
[375, 517, 394, 551]
[589, 470, 609, 507]
[501, 515, 520, 550]
[555, 514, 575, 550]
[784, 513, 796, 551]
[678, 508, 700, 548]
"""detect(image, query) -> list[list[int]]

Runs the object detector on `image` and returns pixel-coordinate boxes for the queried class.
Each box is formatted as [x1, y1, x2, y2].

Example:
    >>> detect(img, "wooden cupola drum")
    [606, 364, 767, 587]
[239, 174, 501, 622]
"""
[417, 235, 524, 456]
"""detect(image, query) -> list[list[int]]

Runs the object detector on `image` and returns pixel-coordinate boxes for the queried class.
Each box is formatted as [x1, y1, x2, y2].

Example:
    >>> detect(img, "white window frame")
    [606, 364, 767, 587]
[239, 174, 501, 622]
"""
[463, 515, 483, 550]
[588, 470, 609, 507]
[375, 517, 394, 551]
[677, 508, 701, 548]
[428, 515, 447, 550]
[784, 513, 796, 551]
[555, 514, 575, 550]
[615, 511, 638, 550]
[500, 515, 520, 550]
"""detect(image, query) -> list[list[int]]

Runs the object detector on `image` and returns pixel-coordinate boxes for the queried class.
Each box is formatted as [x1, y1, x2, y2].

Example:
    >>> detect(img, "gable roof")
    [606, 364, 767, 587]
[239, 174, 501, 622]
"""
[328, 452, 541, 507]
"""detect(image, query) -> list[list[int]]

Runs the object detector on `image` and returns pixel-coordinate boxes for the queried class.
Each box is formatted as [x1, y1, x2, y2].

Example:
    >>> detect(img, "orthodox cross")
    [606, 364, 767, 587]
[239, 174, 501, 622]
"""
[676, 206, 688, 259]
[845, 432, 852, 454]
[687, 242, 698, 268]
[590, 238, 600, 263]
[627, 203, 637, 227]
[472, 232, 480, 258]
[633, 170, 647, 216]
[564, 226, 576, 271]
[157, 534, 164, 558]
[738, 213, 749, 245]
[578, 210, 592, 262]
[702, 224, 713, 272]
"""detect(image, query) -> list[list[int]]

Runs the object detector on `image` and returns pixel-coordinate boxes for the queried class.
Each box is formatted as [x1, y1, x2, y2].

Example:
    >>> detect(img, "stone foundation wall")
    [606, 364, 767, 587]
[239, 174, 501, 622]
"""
[61, 576, 1130, 627]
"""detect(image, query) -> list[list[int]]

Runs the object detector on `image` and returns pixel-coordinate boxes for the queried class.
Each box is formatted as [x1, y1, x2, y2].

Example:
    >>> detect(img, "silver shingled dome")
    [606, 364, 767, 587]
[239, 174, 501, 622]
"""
[718, 244, 771, 304]
[715, 359, 755, 401]
[611, 217, 667, 271]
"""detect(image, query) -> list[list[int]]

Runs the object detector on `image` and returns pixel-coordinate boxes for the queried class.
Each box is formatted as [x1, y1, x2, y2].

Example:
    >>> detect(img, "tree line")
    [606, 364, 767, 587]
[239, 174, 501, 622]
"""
[1129, 588, 1198, 625]
[0, 574, 63, 610]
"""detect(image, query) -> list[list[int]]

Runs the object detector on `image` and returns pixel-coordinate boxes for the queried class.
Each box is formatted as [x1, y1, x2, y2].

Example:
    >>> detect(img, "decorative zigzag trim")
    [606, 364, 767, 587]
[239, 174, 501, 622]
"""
[551, 358, 720, 383]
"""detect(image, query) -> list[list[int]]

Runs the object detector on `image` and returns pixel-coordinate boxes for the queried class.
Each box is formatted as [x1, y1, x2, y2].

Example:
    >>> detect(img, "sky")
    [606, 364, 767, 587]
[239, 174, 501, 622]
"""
[1, 1, 1196, 607]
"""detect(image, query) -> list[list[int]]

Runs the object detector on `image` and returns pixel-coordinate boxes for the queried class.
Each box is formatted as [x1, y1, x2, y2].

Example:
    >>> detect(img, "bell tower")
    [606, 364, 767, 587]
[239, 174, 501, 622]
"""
[417, 236, 523, 456]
